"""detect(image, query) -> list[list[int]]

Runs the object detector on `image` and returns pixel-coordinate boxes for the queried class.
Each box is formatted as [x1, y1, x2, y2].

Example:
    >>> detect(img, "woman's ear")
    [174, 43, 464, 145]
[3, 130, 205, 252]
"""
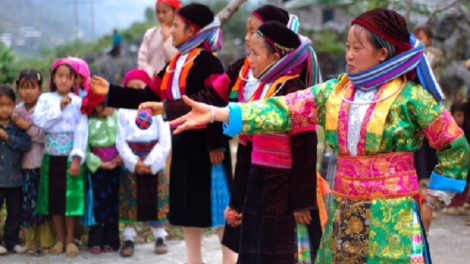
[379, 47, 388, 62]
[186, 25, 196, 38]
[273, 52, 281, 61]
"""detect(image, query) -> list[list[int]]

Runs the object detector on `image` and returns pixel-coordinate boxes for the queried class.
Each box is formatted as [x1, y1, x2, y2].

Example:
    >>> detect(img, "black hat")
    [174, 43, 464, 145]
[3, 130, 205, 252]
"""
[177, 3, 214, 30]
[252, 5, 289, 25]
[258, 21, 300, 54]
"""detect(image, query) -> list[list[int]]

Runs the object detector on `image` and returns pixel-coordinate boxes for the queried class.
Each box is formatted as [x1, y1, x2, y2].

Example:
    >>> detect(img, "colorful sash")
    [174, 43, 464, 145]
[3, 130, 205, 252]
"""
[90, 146, 118, 162]
[127, 140, 158, 160]
[326, 75, 406, 155]
[229, 57, 250, 101]
[44, 132, 74, 156]
[334, 152, 419, 200]
[160, 48, 201, 101]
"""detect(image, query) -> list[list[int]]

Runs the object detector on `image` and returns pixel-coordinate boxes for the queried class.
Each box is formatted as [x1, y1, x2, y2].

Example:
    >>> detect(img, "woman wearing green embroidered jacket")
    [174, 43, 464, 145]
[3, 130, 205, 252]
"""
[144, 8, 469, 264]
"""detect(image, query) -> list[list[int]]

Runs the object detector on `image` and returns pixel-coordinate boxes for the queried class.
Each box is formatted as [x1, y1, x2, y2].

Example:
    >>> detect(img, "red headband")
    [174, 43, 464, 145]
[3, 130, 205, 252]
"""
[157, 0, 181, 9]
[351, 19, 413, 54]
[251, 12, 265, 23]
[176, 13, 202, 32]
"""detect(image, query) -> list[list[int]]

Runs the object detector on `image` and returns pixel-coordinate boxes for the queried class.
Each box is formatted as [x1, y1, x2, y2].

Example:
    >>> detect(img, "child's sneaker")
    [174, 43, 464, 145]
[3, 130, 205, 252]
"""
[0, 245, 7, 255]
[13, 244, 27, 254]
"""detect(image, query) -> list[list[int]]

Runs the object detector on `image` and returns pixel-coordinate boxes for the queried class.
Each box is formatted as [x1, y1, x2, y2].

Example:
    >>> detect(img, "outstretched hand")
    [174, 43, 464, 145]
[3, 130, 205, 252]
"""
[169, 96, 213, 134]
[89, 75, 110, 95]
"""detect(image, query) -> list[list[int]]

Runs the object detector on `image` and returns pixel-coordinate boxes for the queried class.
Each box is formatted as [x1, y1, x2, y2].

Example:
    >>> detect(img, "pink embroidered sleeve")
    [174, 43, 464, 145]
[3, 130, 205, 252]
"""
[285, 89, 319, 135]
[421, 111, 463, 150]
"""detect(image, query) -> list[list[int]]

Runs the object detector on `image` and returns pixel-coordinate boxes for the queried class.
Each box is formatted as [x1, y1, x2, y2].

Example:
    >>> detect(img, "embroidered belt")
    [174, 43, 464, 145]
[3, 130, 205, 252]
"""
[127, 140, 158, 160]
[44, 132, 74, 156]
[251, 134, 292, 169]
[334, 152, 419, 200]
[90, 146, 118, 162]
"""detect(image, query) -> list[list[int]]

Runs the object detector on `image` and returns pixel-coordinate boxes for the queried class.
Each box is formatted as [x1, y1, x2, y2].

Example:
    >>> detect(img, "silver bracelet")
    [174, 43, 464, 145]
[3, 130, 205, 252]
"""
[210, 105, 215, 123]
[424, 197, 439, 210]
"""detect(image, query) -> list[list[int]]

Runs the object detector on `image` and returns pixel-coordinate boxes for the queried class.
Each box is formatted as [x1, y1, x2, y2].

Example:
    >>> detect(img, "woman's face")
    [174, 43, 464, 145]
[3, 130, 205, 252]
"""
[345, 25, 388, 74]
[156, 2, 176, 26]
[171, 15, 195, 47]
[248, 34, 280, 77]
[245, 15, 263, 54]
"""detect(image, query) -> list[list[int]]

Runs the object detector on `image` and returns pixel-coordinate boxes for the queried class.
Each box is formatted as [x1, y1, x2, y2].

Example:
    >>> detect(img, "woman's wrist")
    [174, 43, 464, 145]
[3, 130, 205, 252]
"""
[214, 107, 229, 123]
[424, 196, 440, 210]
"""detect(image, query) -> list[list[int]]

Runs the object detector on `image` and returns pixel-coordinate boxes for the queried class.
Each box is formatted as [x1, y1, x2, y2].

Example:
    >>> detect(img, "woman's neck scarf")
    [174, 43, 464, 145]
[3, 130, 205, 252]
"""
[255, 35, 320, 87]
[176, 17, 222, 55]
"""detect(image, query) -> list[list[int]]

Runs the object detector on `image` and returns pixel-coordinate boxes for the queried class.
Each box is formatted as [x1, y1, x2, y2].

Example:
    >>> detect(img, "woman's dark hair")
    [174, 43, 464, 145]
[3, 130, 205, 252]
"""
[256, 34, 277, 55]
[352, 24, 396, 60]
[50, 63, 77, 93]
[0, 84, 16, 102]
[451, 102, 465, 115]
[16, 68, 43, 90]
[183, 20, 191, 30]
[413, 24, 434, 39]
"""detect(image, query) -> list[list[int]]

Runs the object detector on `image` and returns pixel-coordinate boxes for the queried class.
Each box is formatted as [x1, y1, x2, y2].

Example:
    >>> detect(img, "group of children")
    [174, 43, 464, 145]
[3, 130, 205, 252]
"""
[0, 58, 172, 257]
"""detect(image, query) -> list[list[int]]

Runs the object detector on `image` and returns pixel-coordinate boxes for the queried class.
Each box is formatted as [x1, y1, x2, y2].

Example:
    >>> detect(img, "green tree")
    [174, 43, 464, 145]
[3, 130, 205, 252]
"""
[145, 6, 156, 21]
[0, 44, 17, 84]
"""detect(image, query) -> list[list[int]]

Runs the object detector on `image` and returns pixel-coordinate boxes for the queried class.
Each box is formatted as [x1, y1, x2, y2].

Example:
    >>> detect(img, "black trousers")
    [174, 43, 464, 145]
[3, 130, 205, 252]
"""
[0, 186, 23, 250]
[87, 223, 120, 250]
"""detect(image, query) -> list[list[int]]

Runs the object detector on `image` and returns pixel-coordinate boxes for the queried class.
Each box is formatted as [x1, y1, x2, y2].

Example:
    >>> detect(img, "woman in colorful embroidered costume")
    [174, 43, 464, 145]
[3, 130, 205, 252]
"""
[115, 70, 172, 257]
[89, 4, 234, 263]
[33, 58, 88, 257]
[164, 8, 469, 264]
[80, 91, 121, 254]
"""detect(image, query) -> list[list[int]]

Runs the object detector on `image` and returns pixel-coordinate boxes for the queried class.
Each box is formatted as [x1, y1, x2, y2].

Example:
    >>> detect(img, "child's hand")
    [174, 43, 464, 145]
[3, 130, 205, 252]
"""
[69, 156, 81, 176]
[224, 207, 242, 227]
[60, 96, 72, 110]
[0, 129, 8, 140]
[135, 160, 145, 175]
[138, 102, 164, 116]
[113, 156, 123, 167]
[100, 161, 117, 170]
[161, 24, 171, 41]
[90, 76, 110, 95]
[142, 165, 152, 175]
[293, 210, 312, 225]
[209, 148, 225, 165]
[12, 114, 31, 130]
